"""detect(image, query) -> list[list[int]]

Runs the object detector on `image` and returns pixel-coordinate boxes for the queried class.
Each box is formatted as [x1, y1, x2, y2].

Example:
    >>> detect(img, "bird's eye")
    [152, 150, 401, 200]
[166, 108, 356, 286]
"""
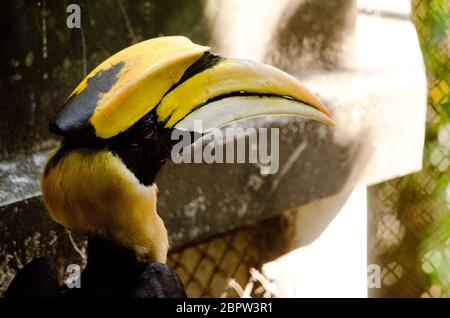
[139, 125, 154, 140]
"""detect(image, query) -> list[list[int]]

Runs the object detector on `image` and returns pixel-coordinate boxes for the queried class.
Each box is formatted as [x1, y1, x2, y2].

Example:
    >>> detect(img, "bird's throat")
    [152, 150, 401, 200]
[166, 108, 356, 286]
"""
[42, 147, 169, 263]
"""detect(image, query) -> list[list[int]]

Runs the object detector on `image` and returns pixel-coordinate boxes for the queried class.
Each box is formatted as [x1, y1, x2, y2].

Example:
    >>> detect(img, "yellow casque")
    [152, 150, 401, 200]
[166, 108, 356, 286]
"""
[57, 36, 209, 139]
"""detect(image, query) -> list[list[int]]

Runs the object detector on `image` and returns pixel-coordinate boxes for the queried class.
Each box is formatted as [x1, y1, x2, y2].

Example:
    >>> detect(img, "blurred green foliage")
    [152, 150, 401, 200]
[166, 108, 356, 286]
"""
[413, 0, 450, 297]
[369, 0, 449, 298]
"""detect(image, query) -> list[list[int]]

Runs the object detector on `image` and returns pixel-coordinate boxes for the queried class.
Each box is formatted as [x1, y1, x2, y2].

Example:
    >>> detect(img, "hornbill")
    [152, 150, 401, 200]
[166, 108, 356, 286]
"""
[5, 36, 333, 298]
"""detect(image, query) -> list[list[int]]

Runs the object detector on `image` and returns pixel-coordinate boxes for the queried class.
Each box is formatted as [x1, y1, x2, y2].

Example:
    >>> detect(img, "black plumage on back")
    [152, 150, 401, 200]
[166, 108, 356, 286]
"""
[4, 257, 59, 298]
[130, 263, 187, 298]
[5, 237, 186, 298]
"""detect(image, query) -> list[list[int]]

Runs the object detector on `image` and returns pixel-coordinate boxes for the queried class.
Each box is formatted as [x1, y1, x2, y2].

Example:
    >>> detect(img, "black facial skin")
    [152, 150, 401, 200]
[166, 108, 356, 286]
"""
[109, 109, 176, 186]
[46, 53, 222, 179]
[44, 109, 172, 186]
[45, 108, 199, 186]
[46, 53, 231, 186]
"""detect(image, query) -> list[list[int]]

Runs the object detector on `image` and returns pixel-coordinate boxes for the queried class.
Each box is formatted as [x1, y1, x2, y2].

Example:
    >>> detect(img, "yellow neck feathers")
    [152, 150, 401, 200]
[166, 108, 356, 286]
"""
[41, 145, 168, 263]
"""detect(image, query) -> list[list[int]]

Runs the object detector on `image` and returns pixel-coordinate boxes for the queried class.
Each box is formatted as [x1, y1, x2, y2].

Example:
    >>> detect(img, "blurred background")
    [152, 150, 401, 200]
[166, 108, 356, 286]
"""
[0, 0, 449, 297]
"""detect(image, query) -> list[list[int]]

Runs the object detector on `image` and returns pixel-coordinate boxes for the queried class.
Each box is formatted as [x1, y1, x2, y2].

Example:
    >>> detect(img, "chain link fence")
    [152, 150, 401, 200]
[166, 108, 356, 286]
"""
[166, 214, 293, 298]
[167, 228, 263, 298]
[368, 0, 450, 298]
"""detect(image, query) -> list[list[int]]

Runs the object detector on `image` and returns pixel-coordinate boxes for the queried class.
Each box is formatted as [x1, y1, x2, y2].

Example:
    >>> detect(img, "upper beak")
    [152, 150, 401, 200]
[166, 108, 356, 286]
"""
[157, 57, 334, 133]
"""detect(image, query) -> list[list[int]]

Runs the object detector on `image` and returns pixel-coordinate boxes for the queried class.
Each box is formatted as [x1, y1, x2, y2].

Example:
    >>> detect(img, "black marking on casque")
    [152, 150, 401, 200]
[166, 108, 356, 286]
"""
[50, 61, 125, 143]
[163, 52, 224, 98]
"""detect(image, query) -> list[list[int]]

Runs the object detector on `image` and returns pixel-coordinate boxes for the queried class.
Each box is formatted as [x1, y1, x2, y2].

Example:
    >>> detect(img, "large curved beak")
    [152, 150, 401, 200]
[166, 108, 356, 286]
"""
[51, 36, 332, 143]
[156, 56, 334, 133]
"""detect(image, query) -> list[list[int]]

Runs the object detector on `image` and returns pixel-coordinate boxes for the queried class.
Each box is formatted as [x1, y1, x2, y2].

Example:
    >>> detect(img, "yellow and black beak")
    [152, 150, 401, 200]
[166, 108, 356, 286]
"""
[51, 36, 332, 144]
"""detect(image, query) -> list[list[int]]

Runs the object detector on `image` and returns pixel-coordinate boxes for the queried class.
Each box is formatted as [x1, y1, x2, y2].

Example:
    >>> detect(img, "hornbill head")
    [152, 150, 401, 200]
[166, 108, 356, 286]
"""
[41, 36, 333, 263]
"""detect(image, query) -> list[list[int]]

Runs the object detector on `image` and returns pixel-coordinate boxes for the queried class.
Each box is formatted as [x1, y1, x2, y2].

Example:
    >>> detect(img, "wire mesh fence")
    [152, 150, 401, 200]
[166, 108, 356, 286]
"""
[368, 0, 450, 298]
[168, 228, 265, 298]
[166, 214, 292, 298]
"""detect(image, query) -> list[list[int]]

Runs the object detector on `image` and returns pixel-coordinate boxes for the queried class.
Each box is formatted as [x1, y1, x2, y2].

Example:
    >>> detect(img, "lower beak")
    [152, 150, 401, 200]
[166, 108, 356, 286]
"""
[173, 95, 333, 133]
[156, 57, 334, 133]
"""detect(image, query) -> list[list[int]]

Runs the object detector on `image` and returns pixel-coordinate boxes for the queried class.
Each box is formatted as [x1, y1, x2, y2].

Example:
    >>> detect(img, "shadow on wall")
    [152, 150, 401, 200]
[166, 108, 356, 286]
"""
[267, 0, 357, 73]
